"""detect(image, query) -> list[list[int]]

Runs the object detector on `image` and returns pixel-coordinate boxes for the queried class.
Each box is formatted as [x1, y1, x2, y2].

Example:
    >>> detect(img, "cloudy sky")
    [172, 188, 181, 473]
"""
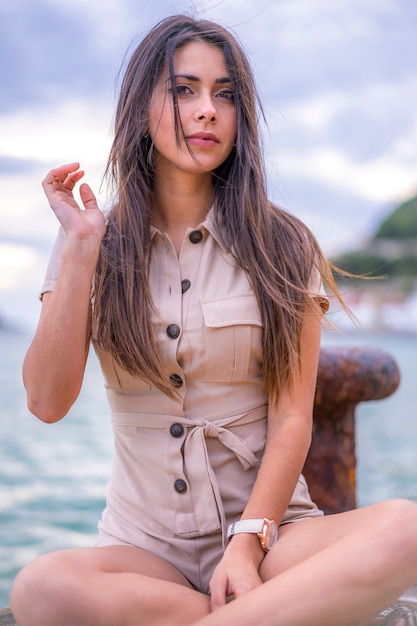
[1, 0, 416, 330]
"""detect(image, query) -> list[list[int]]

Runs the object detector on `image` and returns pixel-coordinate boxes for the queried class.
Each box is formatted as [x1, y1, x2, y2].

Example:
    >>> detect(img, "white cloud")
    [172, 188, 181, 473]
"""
[0, 242, 47, 330]
[264, 70, 417, 208]
[0, 99, 112, 167]
[282, 92, 346, 132]
[216, 0, 402, 56]
[0, 99, 113, 245]
[0, 244, 36, 289]
[279, 146, 417, 205]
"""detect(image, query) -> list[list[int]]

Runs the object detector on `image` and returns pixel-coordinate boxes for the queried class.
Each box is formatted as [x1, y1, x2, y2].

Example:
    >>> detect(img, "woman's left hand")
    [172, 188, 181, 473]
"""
[209, 533, 265, 612]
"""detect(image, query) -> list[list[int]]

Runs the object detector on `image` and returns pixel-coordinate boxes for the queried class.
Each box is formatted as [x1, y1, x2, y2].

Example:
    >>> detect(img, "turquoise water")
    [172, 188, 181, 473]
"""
[1, 328, 416, 607]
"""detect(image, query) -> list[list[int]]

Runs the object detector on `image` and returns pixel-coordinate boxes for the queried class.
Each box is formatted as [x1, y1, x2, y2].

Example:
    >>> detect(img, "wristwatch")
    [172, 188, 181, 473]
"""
[227, 518, 278, 552]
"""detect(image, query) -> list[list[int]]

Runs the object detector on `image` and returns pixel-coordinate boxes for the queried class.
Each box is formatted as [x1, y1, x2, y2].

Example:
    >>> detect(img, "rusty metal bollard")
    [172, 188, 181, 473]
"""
[304, 346, 400, 515]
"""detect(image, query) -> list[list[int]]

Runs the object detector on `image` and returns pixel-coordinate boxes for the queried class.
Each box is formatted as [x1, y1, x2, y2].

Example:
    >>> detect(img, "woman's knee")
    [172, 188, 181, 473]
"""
[10, 550, 83, 625]
[370, 499, 417, 574]
[376, 498, 417, 535]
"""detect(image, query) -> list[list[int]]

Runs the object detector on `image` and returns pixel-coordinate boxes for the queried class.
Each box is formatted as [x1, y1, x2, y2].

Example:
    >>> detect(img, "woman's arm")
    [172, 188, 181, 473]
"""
[209, 307, 323, 609]
[239, 307, 322, 524]
[23, 163, 106, 423]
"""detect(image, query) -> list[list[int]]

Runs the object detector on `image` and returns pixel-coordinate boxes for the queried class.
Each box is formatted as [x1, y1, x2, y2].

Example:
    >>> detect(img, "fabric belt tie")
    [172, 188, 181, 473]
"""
[184, 409, 264, 548]
[110, 405, 266, 548]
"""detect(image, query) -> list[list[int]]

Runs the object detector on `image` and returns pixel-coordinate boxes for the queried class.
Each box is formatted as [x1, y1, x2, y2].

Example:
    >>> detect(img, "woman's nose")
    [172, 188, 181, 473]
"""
[195, 94, 217, 122]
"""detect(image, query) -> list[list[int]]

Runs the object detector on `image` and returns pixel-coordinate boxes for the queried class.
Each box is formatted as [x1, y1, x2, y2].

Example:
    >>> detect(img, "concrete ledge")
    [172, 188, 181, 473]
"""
[0, 609, 16, 625]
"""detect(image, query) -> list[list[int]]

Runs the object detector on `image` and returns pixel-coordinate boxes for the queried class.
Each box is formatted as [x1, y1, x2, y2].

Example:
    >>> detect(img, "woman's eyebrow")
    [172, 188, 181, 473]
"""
[173, 74, 232, 84]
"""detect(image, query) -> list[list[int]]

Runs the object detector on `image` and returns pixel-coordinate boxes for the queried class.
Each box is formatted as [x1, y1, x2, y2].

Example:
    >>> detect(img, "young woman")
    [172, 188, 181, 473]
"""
[10, 15, 417, 626]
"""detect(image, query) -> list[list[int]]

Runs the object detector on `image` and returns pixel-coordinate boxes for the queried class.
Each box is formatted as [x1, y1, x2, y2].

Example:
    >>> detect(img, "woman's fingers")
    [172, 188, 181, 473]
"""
[41, 163, 85, 212]
[61, 168, 85, 191]
[42, 162, 82, 189]
[79, 183, 98, 211]
[40, 164, 105, 240]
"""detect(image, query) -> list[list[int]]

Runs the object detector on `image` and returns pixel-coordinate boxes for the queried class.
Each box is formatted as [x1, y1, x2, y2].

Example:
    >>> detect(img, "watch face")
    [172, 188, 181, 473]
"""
[264, 520, 278, 549]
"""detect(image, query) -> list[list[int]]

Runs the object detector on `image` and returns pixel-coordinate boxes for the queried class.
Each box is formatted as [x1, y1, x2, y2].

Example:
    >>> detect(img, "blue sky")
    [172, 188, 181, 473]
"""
[1, 0, 416, 329]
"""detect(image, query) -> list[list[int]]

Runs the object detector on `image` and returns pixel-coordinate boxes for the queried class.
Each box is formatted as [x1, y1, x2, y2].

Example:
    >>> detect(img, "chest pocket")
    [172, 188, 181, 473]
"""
[201, 294, 263, 383]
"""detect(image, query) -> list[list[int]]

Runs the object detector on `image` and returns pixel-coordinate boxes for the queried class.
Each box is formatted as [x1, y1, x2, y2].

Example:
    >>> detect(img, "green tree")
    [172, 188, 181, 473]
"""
[331, 193, 417, 279]
[375, 195, 417, 239]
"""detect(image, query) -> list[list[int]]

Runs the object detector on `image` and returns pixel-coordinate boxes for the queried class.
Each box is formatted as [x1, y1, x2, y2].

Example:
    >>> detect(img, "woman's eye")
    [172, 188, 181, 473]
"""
[218, 89, 234, 101]
[174, 84, 193, 96]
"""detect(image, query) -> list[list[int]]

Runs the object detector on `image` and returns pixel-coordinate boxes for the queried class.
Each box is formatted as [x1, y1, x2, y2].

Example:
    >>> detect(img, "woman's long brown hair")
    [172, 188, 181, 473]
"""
[93, 15, 341, 400]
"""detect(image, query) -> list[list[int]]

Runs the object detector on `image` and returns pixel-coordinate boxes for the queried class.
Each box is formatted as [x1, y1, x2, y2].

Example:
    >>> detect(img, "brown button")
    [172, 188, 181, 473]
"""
[189, 230, 203, 244]
[166, 324, 180, 339]
[174, 479, 187, 494]
[181, 279, 191, 294]
[170, 423, 184, 438]
[169, 374, 183, 388]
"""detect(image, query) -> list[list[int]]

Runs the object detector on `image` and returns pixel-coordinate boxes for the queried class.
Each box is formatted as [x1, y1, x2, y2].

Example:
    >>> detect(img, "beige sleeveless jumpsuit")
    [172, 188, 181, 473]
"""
[41, 209, 323, 593]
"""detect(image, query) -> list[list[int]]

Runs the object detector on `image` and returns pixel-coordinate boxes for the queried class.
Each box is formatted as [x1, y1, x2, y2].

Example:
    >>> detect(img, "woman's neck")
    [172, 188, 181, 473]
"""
[151, 168, 214, 249]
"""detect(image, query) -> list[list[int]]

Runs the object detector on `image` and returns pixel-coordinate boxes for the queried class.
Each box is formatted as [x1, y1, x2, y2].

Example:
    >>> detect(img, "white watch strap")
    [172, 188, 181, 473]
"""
[227, 518, 265, 539]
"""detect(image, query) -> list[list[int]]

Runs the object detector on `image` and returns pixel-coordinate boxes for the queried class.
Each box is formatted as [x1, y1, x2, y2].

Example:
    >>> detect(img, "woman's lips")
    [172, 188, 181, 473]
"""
[186, 132, 219, 147]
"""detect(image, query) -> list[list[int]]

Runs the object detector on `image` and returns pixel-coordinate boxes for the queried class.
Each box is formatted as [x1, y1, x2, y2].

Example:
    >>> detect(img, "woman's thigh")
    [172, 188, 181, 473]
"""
[11, 545, 208, 626]
[32, 543, 195, 587]
[260, 499, 417, 581]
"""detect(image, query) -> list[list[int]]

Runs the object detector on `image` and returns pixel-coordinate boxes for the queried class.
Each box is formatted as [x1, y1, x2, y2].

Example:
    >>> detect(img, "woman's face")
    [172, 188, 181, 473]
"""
[148, 40, 238, 176]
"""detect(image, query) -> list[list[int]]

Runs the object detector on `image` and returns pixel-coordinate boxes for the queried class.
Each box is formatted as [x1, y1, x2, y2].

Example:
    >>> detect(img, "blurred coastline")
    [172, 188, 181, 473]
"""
[334, 284, 417, 334]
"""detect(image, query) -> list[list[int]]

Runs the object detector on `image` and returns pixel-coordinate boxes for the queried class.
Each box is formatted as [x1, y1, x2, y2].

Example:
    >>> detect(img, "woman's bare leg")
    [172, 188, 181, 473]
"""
[10, 545, 210, 626]
[192, 499, 417, 626]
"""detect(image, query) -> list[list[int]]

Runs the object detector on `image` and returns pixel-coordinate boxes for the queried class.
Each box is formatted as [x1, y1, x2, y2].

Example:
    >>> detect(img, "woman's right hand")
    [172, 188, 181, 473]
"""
[24, 163, 107, 421]
[42, 162, 106, 243]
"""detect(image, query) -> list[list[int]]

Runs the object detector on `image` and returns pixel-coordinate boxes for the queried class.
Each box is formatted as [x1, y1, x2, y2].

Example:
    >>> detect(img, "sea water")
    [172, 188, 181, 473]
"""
[1, 327, 416, 608]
